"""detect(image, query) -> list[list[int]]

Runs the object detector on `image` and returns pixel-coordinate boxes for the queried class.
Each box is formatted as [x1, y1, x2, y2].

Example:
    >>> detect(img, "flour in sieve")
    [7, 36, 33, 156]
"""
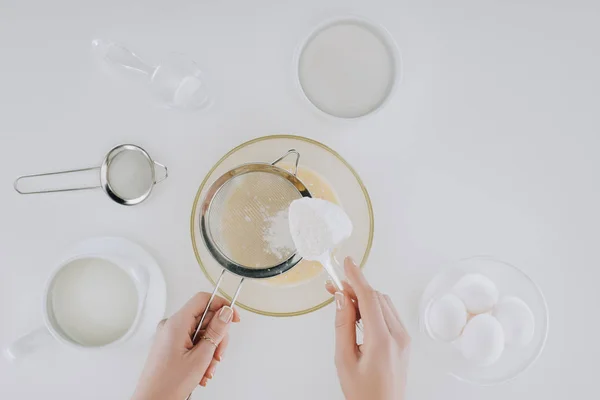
[262, 209, 295, 260]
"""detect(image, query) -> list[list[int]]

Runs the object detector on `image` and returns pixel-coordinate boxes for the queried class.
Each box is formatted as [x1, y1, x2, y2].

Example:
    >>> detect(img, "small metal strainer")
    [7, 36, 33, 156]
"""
[13, 144, 168, 206]
[192, 149, 312, 340]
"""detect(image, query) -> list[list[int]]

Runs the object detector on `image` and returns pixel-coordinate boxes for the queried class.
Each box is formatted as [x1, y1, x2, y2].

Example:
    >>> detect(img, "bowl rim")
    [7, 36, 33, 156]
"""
[190, 134, 375, 317]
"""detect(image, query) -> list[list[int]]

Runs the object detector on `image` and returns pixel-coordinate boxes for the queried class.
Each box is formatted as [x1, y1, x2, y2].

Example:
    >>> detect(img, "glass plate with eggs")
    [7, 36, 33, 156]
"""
[418, 256, 549, 385]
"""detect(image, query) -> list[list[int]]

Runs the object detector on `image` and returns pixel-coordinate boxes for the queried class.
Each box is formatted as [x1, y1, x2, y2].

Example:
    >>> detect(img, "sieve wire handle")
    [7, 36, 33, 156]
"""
[14, 166, 101, 194]
[191, 271, 245, 345]
[271, 149, 300, 176]
[187, 272, 244, 400]
[191, 270, 225, 345]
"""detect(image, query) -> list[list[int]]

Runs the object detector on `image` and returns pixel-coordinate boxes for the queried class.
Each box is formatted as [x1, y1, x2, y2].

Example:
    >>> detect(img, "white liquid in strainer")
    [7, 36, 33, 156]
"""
[298, 20, 396, 118]
[50, 258, 138, 347]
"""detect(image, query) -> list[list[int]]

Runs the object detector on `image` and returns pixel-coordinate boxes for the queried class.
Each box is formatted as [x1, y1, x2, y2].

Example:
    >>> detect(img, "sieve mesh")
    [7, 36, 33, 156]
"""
[106, 149, 154, 201]
[207, 171, 302, 270]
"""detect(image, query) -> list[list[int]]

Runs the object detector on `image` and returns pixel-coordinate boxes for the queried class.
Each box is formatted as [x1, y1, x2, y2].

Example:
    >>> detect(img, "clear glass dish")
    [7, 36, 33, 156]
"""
[418, 256, 549, 385]
[190, 135, 374, 316]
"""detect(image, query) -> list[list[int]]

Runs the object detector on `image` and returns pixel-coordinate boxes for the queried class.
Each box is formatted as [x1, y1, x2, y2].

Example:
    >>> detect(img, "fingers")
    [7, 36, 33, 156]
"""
[190, 306, 234, 369]
[381, 294, 411, 349]
[378, 293, 399, 337]
[200, 334, 228, 387]
[328, 279, 410, 349]
[214, 332, 228, 362]
[325, 280, 356, 299]
[334, 290, 359, 367]
[174, 293, 240, 341]
[156, 318, 167, 331]
[343, 257, 387, 340]
[383, 294, 405, 330]
[180, 292, 241, 322]
[326, 280, 361, 321]
[192, 310, 215, 337]
[200, 376, 208, 387]
[205, 358, 219, 380]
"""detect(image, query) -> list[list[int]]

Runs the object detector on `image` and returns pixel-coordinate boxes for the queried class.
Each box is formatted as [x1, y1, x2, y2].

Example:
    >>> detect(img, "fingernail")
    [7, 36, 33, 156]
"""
[219, 306, 233, 323]
[325, 279, 333, 287]
[335, 292, 345, 310]
[208, 366, 216, 379]
[217, 352, 224, 361]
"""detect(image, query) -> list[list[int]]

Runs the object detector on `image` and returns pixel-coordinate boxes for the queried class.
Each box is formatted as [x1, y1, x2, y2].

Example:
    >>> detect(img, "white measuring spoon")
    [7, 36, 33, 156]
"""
[312, 249, 363, 333]
[289, 198, 363, 332]
[316, 251, 344, 291]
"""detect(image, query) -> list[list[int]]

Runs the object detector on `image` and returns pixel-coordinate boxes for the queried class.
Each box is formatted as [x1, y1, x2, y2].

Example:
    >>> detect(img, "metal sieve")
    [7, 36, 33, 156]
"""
[13, 144, 168, 206]
[192, 149, 311, 340]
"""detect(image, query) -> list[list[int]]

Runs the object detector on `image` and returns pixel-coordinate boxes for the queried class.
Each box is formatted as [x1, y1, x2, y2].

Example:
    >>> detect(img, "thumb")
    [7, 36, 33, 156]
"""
[334, 291, 358, 367]
[191, 306, 233, 367]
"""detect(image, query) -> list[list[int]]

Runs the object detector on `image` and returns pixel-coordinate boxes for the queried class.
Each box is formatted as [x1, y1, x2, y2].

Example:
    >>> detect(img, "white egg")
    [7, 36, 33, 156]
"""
[427, 294, 468, 342]
[453, 273, 499, 314]
[458, 314, 505, 366]
[493, 296, 535, 346]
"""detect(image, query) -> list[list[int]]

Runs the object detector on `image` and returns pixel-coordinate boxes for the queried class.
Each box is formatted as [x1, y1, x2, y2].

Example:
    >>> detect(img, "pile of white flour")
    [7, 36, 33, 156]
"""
[288, 198, 353, 260]
[263, 209, 294, 260]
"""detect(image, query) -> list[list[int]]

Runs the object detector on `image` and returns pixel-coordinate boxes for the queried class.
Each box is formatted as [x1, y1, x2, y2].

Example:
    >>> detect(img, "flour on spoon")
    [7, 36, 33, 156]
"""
[288, 198, 352, 261]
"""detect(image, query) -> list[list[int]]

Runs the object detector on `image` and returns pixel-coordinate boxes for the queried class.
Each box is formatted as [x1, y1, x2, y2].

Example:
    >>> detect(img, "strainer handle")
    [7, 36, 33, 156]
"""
[14, 166, 101, 194]
[191, 270, 225, 345]
[187, 272, 244, 400]
[271, 149, 300, 176]
[190, 271, 245, 345]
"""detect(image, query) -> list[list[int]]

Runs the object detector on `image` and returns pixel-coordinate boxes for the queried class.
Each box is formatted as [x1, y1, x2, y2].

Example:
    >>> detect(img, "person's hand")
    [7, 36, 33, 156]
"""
[326, 258, 410, 400]
[132, 292, 240, 400]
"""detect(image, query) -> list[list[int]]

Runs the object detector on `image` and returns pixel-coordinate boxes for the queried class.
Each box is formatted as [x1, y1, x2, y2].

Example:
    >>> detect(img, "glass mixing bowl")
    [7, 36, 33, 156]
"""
[190, 135, 374, 316]
[418, 256, 549, 385]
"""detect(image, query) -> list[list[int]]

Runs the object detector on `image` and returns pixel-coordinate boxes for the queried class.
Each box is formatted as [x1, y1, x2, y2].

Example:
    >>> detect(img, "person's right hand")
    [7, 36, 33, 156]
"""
[325, 257, 410, 400]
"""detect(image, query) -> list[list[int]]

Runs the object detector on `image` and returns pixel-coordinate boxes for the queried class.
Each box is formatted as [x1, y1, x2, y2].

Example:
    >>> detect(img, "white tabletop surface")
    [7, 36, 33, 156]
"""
[1, 0, 598, 399]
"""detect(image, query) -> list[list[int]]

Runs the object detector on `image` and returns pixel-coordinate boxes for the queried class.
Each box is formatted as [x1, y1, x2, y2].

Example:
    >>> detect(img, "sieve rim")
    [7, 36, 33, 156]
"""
[100, 144, 156, 206]
[200, 162, 311, 279]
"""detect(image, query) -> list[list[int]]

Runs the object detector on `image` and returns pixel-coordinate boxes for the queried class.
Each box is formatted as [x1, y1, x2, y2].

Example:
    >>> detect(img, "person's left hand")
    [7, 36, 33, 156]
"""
[132, 292, 241, 400]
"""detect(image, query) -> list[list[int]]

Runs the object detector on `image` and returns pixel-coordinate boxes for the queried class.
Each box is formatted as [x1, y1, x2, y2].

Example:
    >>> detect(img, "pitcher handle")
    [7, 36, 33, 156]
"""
[4, 327, 54, 361]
